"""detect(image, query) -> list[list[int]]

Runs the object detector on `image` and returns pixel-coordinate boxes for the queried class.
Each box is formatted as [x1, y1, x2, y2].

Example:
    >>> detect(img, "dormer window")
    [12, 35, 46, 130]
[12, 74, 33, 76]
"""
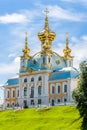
[32, 59, 37, 65]
[43, 57, 45, 64]
[48, 57, 50, 63]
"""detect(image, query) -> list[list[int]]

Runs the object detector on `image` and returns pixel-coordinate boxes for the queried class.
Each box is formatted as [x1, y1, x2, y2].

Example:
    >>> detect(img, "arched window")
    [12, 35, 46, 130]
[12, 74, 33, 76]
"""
[57, 99, 60, 103]
[7, 103, 9, 107]
[38, 86, 41, 95]
[13, 90, 15, 97]
[17, 90, 19, 97]
[30, 86, 34, 98]
[24, 87, 27, 96]
[31, 77, 34, 82]
[24, 78, 27, 83]
[43, 57, 45, 64]
[64, 85, 67, 93]
[58, 85, 60, 93]
[7, 91, 10, 98]
[52, 99, 55, 106]
[64, 98, 67, 102]
[48, 57, 50, 63]
[52, 86, 55, 94]
[38, 76, 42, 81]
[12, 102, 14, 106]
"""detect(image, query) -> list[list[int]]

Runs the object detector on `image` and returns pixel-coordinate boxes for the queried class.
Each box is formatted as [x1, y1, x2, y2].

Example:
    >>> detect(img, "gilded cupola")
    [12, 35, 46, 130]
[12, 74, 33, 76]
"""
[38, 8, 56, 51]
[63, 32, 74, 59]
[22, 32, 31, 59]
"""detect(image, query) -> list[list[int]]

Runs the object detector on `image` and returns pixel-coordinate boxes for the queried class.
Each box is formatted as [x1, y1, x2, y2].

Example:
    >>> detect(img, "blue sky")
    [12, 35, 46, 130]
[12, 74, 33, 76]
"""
[0, 0, 87, 98]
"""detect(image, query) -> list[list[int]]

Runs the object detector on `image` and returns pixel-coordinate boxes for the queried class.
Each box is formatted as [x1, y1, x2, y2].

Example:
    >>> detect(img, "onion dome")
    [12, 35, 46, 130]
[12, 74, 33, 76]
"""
[63, 32, 74, 59]
[38, 8, 56, 51]
[22, 32, 31, 59]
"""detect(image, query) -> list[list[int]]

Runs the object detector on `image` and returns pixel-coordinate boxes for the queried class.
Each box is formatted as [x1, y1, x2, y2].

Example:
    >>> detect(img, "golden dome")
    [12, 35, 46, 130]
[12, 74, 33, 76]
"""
[22, 32, 31, 59]
[38, 8, 56, 51]
[63, 32, 74, 59]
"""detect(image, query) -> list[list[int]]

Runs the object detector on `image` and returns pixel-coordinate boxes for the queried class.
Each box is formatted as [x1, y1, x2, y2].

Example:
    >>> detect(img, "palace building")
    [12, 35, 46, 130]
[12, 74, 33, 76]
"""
[3, 10, 79, 108]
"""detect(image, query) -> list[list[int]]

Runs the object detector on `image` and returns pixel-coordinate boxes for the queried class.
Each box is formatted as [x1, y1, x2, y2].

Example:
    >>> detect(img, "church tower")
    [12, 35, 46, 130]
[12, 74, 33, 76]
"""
[62, 32, 74, 67]
[20, 32, 31, 72]
[38, 8, 56, 69]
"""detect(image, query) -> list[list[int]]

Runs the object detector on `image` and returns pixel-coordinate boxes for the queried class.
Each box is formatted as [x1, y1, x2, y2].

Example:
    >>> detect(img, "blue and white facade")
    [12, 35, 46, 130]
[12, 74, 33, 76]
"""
[4, 12, 79, 108]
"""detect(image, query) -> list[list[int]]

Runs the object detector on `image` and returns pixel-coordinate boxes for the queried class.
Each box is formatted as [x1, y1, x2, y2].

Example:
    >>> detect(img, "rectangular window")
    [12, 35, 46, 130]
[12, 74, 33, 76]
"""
[52, 86, 55, 94]
[13, 90, 15, 97]
[38, 99, 41, 104]
[17, 90, 19, 97]
[7, 91, 10, 98]
[58, 99, 60, 103]
[31, 100, 34, 105]
[58, 86, 60, 93]
[64, 85, 67, 93]
[64, 98, 67, 102]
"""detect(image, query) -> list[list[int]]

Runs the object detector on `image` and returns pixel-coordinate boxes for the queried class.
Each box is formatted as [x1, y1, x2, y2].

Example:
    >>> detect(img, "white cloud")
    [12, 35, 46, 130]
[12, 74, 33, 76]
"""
[61, 0, 87, 3]
[0, 9, 40, 24]
[0, 13, 28, 24]
[48, 5, 87, 21]
[54, 35, 87, 68]
[71, 35, 87, 63]
[8, 53, 17, 58]
[0, 57, 20, 75]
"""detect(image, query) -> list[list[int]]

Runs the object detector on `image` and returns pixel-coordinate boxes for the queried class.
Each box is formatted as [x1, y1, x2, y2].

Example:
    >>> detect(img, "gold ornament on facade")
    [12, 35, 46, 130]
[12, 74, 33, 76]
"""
[28, 68, 34, 73]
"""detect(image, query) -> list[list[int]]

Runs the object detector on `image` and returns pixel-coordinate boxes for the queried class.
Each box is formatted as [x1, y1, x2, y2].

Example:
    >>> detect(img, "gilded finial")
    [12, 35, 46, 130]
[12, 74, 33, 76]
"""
[38, 9, 56, 52]
[44, 8, 49, 30]
[62, 32, 74, 59]
[22, 32, 30, 59]
[44, 8, 49, 16]
[66, 32, 69, 48]
[25, 32, 28, 38]
[25, 32, 29, 49]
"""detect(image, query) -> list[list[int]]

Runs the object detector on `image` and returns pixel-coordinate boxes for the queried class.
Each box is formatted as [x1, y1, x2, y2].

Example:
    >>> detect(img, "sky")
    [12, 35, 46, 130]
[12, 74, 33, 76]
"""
[0, 0, 87, 99]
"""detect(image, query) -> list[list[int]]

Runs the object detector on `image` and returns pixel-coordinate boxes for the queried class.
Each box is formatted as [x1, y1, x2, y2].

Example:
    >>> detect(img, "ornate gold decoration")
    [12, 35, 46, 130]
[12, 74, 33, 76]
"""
[28, 68, 34, 73]
[22, 32, 31, 59]
[38, 8, 56, 53]
[62, 32, 74, 59]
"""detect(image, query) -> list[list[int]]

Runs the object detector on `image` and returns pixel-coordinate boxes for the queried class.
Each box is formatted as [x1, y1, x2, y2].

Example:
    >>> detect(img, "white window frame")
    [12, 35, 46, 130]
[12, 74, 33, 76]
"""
[62, 82, 68, 93]
[56, 83, 61, 94]
[50, 84, 55, 94]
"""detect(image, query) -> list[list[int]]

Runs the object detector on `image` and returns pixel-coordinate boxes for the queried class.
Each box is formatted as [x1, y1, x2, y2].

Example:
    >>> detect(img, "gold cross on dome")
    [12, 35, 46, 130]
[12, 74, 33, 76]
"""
[66, 32, 68, 39]
[66, 32, 68, 36]
[44, 8, 49, 16]
[25, 32, 28, 37]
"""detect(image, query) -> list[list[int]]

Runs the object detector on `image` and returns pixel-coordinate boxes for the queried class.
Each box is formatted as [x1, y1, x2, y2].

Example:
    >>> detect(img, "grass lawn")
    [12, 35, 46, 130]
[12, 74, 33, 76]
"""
[0, 106, 82, 130]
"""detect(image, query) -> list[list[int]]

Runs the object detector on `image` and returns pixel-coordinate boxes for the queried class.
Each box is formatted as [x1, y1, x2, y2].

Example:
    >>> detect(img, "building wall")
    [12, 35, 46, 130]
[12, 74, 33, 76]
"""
[4, 85, 19, 107]
[18, 71, 50, 107]
[4, 74, 78, 107]
[48, 79, 74, 105]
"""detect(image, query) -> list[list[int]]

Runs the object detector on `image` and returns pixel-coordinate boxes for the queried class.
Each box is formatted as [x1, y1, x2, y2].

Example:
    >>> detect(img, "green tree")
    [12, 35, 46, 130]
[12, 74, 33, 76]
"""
[73, 61, 87, 130]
